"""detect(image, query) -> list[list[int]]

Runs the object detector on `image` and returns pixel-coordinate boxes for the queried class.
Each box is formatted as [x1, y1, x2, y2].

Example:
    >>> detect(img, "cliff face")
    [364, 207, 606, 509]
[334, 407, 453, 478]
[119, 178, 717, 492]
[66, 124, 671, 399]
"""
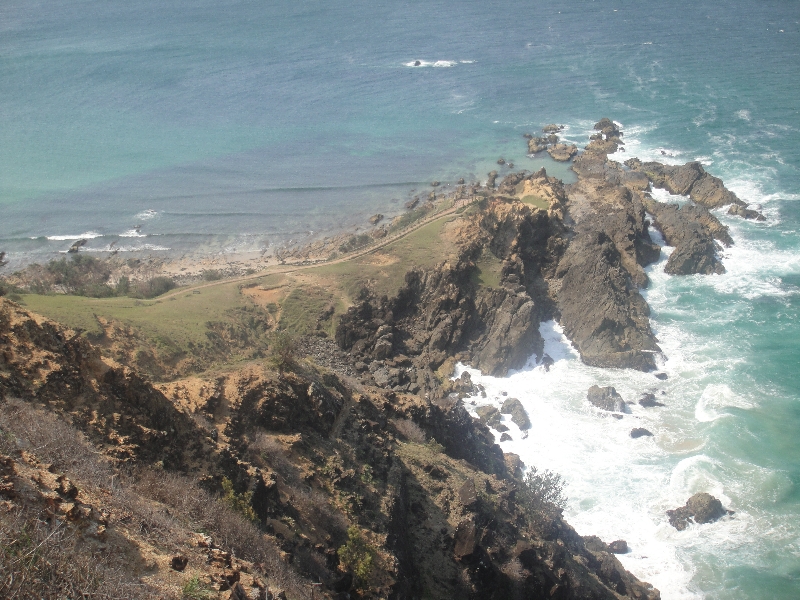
[336, 120, 759, 375]
[0, 296, 661, 599]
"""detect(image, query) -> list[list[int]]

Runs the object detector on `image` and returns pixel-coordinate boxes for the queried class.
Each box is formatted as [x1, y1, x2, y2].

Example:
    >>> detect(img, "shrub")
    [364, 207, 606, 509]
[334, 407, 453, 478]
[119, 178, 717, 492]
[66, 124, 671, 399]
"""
[131, 276, 175, 299]
[391, 418, 427, 443]
[221, 476, 257, 522]
[518, 467, 567, 536]
[181, 576, 215, 600]
[202, 270, 222, 281]
[337, 526, 377, 590]
[267, 331, 296, 373]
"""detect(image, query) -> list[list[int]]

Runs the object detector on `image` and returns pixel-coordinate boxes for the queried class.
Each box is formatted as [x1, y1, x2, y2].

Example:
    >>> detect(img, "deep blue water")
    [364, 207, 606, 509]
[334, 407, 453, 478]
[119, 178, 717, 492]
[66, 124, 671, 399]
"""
[2, 1, 800, 597]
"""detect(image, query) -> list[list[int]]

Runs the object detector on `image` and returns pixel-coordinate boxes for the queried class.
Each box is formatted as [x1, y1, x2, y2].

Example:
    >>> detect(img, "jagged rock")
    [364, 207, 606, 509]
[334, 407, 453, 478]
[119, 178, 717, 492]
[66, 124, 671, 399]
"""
[497, 158, 505, 165]
[625, 159, 744, 209]
[667, 492, 731, 530]
[630, 428, 653, 438]
[639, 393, 665, 408]
[487, 171, 498, 188]
[642, 197, 729, 275]
[369, 214, 384, 225]
[654, 372, 668, 380]
[458, 479, 478, 507]
[475, 405, 502, 428]
[500, 432, 512, 442]
[547, 143, 578, 162]
[608, 540, 628, 554]
[557, 230, 660, 370]
[500, 398, 530, 430]
[542, 124, 563, 134]
[431, 181, 441, 187]
[587, 386, 626, 412]
[68, 239, 87, 253]
[728, 203, 766, 221]
[405, 198, 419, 210]
[453, 520, 477, 558]
[540, 354, 554, 371]
[527, 136, 549, 153]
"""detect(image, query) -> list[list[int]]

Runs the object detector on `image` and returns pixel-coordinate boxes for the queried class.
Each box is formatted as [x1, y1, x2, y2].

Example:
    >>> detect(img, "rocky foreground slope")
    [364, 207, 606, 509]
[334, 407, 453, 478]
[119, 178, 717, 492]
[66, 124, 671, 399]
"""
[0, 296, 660, 599]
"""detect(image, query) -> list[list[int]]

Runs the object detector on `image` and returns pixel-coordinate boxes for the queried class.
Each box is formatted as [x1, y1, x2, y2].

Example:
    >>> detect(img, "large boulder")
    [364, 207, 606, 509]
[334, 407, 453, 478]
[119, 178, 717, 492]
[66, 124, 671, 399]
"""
[587, 386, 627, 412]
[548, 143, 578, 162]
[666, 492, 731, 530]
[500, 398, 531, 430]
[643, 198, 729, 275]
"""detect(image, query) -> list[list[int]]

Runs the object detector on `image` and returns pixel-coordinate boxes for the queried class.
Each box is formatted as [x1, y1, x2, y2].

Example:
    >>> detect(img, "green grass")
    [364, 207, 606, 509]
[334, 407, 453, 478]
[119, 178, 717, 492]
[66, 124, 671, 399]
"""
[310, 214, 457, 299]
[520, 195, 549, 210]
[18, 276, 280, 355]
[278, 286, 335, 336]
[472, 249, 503, 289]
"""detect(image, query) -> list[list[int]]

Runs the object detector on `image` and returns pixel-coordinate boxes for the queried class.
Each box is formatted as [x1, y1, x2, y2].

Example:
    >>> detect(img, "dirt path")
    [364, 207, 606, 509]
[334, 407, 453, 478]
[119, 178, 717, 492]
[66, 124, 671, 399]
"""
[158, 203, 465, 300]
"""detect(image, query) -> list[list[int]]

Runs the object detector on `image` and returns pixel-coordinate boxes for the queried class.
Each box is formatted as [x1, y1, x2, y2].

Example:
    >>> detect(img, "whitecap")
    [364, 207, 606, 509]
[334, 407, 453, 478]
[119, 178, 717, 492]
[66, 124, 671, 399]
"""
[432, 60, 456, 67]
[135, 209, 159, 220]
[119, 229, 147, 238]
[736, 109, 751, 121]
[695, 384, 755, 422]
[46, 231, 103, 241]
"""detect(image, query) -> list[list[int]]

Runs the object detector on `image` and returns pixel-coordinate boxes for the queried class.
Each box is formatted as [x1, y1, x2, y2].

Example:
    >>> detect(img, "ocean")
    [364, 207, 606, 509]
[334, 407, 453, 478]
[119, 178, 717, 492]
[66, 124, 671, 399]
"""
[2, 0, 799, 597]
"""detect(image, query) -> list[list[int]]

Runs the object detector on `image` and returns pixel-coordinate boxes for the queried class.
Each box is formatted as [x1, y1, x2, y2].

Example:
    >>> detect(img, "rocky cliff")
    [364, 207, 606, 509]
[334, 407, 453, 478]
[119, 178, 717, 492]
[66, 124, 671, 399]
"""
[335, 119, 760, 375]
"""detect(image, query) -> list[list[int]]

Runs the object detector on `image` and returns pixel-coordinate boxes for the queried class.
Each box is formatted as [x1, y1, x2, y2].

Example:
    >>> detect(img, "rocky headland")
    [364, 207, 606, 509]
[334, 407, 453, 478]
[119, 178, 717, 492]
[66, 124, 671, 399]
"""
[0, 117, 757, 599]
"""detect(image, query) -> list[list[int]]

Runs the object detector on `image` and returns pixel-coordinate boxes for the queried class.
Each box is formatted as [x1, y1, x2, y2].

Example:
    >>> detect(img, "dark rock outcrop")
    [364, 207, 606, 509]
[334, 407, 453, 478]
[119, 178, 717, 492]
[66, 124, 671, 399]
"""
[557, 230, 660, 370]
[548, 143, 578, 162]
[625, 158, 745, 209]
[608, 540, 628, 554]
[642, 197, 729, 275]
[587, 386, 627, 412]
[639, 393, 665, 408]
[667, 492, 732, 530]
[500, 397, 531, 430]
[630, 428, 653, 438]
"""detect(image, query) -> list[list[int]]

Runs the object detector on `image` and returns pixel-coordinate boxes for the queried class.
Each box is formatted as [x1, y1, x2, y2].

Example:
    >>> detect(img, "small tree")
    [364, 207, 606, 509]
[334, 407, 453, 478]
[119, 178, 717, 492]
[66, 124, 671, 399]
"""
[268, 331, 296, 374]
[518, 467, 567, 536]
[337, 526, 377, 591]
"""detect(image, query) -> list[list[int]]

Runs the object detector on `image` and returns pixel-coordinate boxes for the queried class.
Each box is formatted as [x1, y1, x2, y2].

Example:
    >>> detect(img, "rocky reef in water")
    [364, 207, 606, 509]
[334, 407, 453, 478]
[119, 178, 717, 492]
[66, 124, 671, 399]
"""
[337, 118, 761, 377]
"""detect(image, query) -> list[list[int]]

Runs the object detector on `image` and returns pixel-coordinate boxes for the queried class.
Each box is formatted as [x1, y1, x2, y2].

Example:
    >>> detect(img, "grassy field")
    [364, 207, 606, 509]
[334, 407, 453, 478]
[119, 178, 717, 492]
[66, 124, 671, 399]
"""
[15, 211, 478, 374]
[520, 195, 549, 210]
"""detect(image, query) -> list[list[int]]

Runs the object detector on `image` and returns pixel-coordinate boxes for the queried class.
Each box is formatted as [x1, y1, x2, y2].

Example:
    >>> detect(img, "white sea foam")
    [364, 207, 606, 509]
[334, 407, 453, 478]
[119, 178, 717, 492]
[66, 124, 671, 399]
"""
[46, 231, 103, 241]
[83, 243, 170, 252]
[403, 59, 457, 68]
[135, 209, 159, 220]
[119, 229, 147, 238]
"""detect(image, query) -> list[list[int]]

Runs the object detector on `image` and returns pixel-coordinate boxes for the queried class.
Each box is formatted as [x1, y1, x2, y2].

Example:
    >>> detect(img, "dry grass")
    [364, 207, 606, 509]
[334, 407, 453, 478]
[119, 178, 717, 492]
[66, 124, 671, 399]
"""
[0, 399, 314, 599]
[390, 418, 427, 443]
[0, 504, 159, 600]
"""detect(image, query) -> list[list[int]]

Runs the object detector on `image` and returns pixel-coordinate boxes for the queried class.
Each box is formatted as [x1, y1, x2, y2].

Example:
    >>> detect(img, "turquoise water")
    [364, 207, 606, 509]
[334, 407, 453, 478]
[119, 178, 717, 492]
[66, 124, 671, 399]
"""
[2, 1, 800, 597]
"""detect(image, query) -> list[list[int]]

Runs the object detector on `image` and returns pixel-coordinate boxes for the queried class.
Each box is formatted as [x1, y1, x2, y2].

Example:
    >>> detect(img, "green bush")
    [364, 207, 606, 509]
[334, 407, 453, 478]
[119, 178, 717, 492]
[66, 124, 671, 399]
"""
[267, 331, 297, 373]
[202, 269, 222, 281]
[182, 575, 216, 599]
[221, 476, 257, 522]
[337, 526, 377, 590]
[131, 276, 175, 299]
